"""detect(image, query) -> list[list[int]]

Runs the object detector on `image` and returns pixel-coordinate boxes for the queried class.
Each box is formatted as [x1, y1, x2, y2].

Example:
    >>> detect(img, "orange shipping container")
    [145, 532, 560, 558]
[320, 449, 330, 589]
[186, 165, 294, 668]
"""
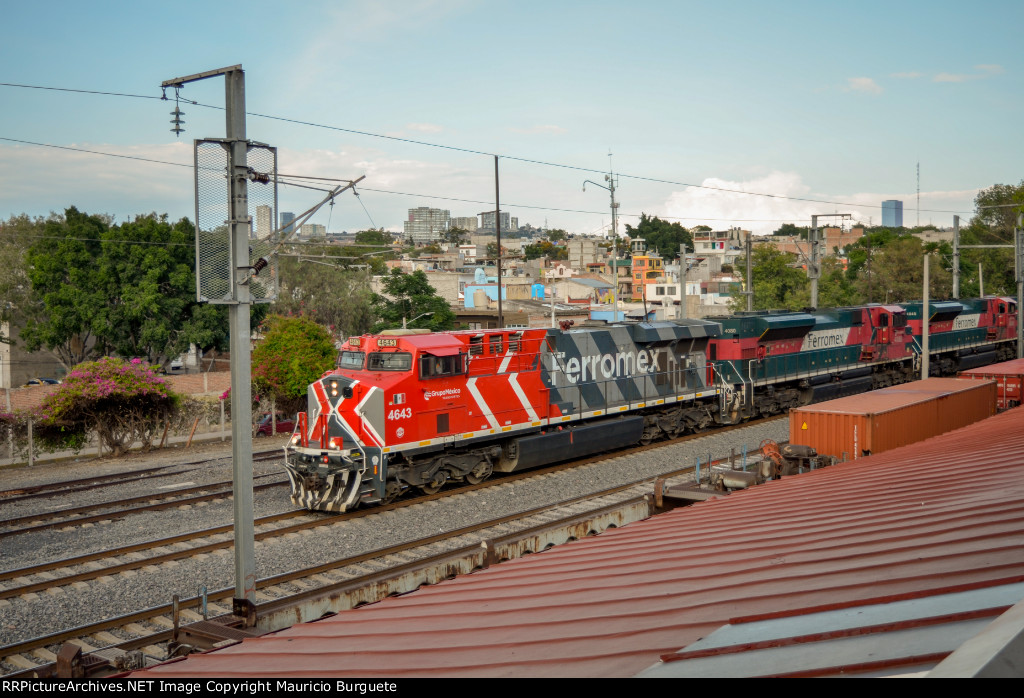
[790, 378, 997, 460]
[959, 358, 1024, 410]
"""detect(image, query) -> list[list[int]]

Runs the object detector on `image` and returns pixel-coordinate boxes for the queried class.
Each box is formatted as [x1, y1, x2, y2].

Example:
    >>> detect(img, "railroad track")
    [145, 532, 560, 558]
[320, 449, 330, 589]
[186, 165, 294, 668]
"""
[0, 448, 285, 505]
[0, 419, 785, 677]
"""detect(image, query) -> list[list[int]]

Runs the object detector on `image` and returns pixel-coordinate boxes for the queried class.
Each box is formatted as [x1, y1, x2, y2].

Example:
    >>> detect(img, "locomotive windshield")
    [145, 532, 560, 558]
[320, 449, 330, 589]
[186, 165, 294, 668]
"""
[339, 351, 365, 370]
[367, 352, 413, 371]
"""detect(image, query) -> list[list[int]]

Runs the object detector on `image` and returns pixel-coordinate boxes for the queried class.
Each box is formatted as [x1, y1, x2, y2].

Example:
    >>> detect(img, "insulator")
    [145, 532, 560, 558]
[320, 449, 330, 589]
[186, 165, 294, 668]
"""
[251, 257, 269, 275]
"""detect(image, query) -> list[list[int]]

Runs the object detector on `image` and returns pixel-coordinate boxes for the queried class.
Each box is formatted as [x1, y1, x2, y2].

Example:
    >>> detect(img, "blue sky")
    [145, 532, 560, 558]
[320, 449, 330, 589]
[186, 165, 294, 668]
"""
[1, 0, 1021, 236]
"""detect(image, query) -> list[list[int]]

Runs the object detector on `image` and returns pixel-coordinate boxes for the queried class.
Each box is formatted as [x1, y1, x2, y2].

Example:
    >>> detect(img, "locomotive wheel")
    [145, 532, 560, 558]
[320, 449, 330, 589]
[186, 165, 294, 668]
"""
[465, 460, 493, 485]
[382, 480, 402, 504]
[419, 470, 447, 495]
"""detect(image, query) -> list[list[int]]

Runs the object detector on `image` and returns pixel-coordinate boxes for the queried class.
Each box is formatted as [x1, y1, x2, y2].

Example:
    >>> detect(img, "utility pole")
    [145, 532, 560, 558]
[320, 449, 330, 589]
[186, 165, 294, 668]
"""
[583, 170, 620, 321]
[952, 215, 960, 298]
[1017, 214, 1024, 359]
[745, 232, 753, 311]
[922, 254, 930, 379]
[679, 243, 687, 319]
[162, 65, 256, 622]
[494, 156, 503, 329]
[804, 213, 851, 309]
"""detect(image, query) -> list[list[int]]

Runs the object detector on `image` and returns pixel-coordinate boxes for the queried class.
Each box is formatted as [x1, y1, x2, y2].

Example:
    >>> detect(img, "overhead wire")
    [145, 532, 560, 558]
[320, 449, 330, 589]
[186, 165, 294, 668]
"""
[0, 81, 983, 216]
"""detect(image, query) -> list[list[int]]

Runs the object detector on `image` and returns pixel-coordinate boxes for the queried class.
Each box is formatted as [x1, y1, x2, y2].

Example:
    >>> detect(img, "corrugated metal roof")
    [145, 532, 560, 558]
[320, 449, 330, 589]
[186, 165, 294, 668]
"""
[139, 408, 1024, 678]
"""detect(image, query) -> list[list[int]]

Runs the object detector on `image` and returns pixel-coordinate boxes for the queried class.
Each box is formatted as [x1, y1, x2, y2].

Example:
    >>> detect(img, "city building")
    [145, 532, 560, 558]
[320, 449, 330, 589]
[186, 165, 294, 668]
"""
[450, 216, 478, 233]
[479, 210, 515, 234]
[299, 223, 326, 238]
[404, 207, 450, 244]
[629, 238, 665, 301]
[280, 211, 295, 236]
[692, 227, 746, 256]
[882, 200, 904, 227]
[255, 205, 273, 239]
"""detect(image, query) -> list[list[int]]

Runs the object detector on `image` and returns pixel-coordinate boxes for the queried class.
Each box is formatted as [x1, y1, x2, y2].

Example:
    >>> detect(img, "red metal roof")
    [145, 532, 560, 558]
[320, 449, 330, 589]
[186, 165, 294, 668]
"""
[139, 407, 1024, 678]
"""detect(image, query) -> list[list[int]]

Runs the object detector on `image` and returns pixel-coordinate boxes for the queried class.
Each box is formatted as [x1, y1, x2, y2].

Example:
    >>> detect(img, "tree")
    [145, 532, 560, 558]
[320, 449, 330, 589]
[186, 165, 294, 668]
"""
[252, 315, 337, 414]
[371, 269, 456, 333]
[441, 226, 470, 246]
[18, 209, 231, 371]
[20, 207, 111, 367]
[624, 213, 693, 257]
[956, 181, 1023, 297]
[729, 244, 810, 312]
[273, 257, 375, 338]
[546, 228, 568, 243]
[33, 357, 182, 457]
[523, 239, 568, 261]
[857, 236, 951, 303]
[772, 223, 808, 239]
[354, 228, 394, 246]
[0, 214, 40, 345]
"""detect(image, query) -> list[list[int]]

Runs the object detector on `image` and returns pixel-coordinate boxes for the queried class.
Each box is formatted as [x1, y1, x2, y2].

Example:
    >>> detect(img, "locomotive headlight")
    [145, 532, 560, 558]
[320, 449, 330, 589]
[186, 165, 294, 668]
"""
[330, 438, 341, 450]
[329, 380, 338, 397]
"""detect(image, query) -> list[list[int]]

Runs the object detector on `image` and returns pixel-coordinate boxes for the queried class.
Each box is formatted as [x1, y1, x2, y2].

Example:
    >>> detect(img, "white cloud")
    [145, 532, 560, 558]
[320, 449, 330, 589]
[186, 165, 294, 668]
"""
[658, 172, 979, 235]
[845, 77, 883, 94]
[509, 125, 568, 135]
[406, 123, 444, 133]
[890, 71, 922, 79]
[975, 64, 1004, 74]
[934, 72, 969, 83]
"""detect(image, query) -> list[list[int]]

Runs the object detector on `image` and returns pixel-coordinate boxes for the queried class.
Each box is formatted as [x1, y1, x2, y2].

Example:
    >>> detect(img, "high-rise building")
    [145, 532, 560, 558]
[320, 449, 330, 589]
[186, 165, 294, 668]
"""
[882, 200, 903, 228]
[280, 211, 295, 236]
[451, 216, 478, 232]
[299, 223, 326, 238]
[479, 210, 512, 234]
[255, 205, 273, 239]
[404, 207, 450, 244]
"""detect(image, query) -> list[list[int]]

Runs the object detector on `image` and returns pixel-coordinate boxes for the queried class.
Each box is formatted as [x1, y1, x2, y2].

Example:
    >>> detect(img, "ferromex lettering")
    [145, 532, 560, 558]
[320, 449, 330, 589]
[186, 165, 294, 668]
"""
[560, 349, 660, 385]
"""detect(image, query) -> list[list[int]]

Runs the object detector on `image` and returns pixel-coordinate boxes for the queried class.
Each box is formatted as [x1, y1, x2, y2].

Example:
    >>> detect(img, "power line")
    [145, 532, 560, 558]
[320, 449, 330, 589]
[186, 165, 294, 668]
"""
[0, 81, 982, 215]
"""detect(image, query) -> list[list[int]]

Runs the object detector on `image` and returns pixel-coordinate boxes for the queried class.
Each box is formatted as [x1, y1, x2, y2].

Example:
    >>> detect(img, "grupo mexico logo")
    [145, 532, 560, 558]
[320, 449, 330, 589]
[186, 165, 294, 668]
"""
[424, 388, 461, 401]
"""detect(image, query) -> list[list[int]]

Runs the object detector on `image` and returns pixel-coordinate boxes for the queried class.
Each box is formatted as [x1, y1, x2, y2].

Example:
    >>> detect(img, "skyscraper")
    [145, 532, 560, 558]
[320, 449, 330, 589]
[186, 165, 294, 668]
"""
[403, 207, 450, 244]
[882, 200, 903, 228]
[280, 211, 295, 236]
[255, 205, 273, 239]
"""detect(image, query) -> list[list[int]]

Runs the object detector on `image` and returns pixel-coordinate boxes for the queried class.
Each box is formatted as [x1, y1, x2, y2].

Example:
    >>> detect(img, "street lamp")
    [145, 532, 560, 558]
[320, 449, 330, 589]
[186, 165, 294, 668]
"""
[583, 175, 620, 321]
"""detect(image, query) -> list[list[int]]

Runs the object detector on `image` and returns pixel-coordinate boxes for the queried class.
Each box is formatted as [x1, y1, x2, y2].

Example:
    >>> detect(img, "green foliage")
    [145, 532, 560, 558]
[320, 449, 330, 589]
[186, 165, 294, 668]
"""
[0, 214, 39, 345]
[523, 239, 568, 261]
[856, 236, 951, 303]
[546, 228, 568, 243]
[956, 181, 1024, 297]
[274, 257, 375, 338]
[772, 223, 808, 238]
[252, 315, 337, 407]
[34, 357, 181, 456]
[624, 214, 692, 257]
[354, 228, 394, 246]
[441, 227, 470, 246]
[18, 208, 229, 370]
[21, 207, 110, 367]
[730, 244, 810, 311]
[371, 269, 456, 333]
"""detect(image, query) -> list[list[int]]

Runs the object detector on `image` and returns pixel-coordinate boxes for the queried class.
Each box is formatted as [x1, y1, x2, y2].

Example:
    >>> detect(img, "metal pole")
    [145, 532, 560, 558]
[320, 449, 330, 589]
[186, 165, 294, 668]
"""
[494, 156, 503, 330]
[809, 215, 820, 310]
[745, 232, 753, 311]
[225, 68, 257, 617]
[952, 215, 960, 299]
[922, 254, 930, 380]
[1017, 216, 1023, 359]
[610, 175, 620, 322]
[679, 243, 687, 320]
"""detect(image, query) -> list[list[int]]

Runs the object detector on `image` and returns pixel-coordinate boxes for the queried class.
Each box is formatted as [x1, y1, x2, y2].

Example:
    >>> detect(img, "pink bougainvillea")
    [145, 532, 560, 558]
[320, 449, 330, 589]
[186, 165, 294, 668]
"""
[34, 357, 181, 457]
